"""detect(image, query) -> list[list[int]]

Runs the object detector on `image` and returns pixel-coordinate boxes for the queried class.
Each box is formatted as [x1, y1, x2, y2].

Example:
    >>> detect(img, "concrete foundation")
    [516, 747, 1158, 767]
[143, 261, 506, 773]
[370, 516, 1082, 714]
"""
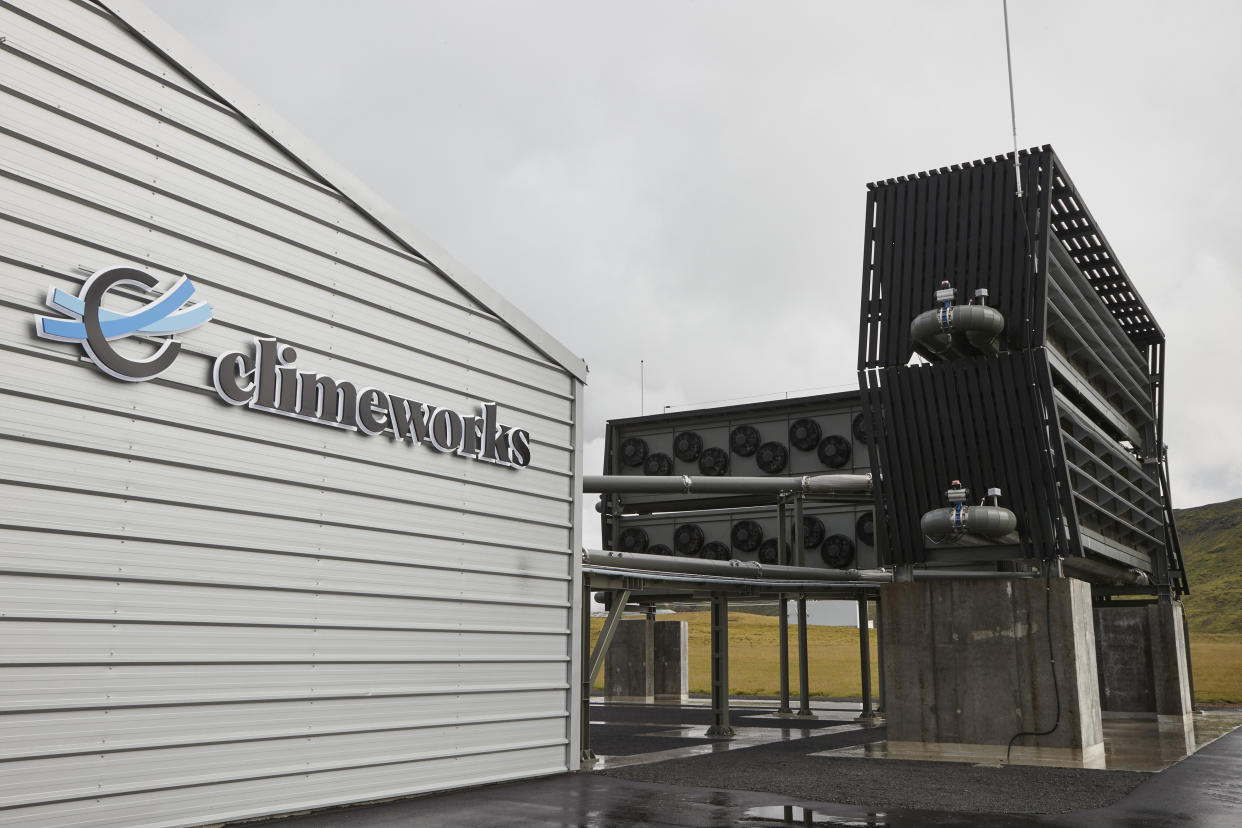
[881, 577, 1103, 761]
[605, 619, 688, 703]
[1094, 601, 1193, 719]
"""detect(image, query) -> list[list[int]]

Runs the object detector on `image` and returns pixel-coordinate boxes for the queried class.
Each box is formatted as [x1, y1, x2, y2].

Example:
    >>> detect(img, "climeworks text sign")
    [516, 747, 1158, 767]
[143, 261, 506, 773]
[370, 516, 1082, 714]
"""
[35, 266, 533, 469]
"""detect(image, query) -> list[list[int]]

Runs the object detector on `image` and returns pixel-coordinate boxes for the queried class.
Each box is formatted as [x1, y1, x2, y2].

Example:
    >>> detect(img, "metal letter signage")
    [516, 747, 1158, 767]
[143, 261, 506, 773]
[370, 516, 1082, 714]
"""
[35, 265, 532, 469]
[35, 266, 213, 381]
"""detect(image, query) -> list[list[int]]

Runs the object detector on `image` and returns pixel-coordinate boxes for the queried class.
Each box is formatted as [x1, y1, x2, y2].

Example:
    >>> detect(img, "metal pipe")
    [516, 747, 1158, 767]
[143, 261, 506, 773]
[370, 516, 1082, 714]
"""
[584, 550, 1041, 583]
[585, 568, 884, 591]
[584, 549, 890, 582]
[911, 569, 1040, 581]
[583, 473, 872, 496]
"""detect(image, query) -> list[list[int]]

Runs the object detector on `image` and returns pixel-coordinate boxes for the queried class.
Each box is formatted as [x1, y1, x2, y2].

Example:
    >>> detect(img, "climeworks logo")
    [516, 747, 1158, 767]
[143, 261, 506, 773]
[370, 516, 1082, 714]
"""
[34, 266, 213, 382]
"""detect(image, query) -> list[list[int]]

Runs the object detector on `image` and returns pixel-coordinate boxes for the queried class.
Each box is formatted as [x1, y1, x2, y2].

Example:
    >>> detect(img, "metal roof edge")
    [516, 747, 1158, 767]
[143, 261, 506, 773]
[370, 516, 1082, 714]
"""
[96, 0, 589, 383]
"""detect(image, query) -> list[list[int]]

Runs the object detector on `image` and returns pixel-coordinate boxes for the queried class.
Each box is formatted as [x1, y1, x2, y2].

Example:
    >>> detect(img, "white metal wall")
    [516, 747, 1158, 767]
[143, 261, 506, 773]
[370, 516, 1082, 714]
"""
[0, 2, 582, 825]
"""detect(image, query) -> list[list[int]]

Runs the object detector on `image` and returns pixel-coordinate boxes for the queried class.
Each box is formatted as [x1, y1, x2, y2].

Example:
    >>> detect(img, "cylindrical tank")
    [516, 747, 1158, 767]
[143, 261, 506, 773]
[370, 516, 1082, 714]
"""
[919, 504, 1017, 539]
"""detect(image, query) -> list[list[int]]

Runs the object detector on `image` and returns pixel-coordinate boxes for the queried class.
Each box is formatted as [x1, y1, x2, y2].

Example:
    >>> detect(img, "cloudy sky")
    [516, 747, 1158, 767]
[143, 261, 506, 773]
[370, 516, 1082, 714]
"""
[144, 0, 1241, 522]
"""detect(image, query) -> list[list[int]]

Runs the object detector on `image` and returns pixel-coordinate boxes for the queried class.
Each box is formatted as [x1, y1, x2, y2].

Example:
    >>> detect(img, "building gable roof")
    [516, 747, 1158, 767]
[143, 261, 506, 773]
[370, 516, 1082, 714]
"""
[99, 0, 588, 383]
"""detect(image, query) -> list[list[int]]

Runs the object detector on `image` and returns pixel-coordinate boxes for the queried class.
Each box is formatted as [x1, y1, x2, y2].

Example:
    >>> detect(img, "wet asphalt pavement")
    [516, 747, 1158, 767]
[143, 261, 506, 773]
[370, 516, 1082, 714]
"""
[244, 702, 1242, 827]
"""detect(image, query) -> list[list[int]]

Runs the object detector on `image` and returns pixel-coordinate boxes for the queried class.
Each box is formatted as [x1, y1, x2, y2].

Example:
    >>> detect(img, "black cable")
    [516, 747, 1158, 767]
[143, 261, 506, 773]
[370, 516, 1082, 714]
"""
[1005, 154, 1064, 762]
[1006, 561, 1062, 762]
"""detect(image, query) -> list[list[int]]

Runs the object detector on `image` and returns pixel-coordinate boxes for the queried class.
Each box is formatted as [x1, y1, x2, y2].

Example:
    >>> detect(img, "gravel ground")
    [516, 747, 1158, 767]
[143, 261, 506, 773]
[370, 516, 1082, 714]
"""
[598, 726, 1150, 815]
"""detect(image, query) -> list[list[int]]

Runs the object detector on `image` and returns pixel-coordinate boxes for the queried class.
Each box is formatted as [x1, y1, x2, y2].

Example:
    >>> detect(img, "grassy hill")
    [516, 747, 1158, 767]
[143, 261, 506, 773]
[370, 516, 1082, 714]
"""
[1176, 497, 1242, 635]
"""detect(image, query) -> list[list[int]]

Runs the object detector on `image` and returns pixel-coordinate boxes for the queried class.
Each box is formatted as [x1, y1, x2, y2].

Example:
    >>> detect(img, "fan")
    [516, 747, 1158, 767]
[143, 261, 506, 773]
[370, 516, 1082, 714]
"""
[789, 418, 822, 451]
[730, 425, 760, 457]
[730, 519, 764, 553]
[856, 512, 875, 546]
[820, 534, 856, 568]
[758, 537, 788, 565]
[673, 431, 703, 462]
[620, 436, 648, 467]
[617, 527, 649, 553]
[817, 434, 852, 468]
[756, 441, 788, 474]
[643, 452, 673, 476]
[802, 515, 826, 549]
[698, 447, 729, 476]
[673, 523, 705, 556]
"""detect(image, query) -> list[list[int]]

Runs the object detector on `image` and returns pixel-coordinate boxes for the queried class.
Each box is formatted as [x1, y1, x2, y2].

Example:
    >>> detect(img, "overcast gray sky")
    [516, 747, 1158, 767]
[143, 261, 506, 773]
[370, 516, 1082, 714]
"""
[145, 0, 1241, 524]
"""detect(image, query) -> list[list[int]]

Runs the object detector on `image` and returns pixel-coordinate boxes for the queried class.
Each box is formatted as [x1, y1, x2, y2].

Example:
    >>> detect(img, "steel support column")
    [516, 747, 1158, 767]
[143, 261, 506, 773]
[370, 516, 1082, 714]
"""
[856, 596, 877, 721]
[580, 582, 595, 763]
[706, 592, 734, 737]
[777, 496, 792, 715]
[875, 594, 886, 716]
[795, 497, 814, 718]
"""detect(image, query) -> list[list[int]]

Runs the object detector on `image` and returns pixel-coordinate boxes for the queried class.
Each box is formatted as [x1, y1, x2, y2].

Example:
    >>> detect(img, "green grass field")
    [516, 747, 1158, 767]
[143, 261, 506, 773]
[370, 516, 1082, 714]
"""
[590, 611, 1242, 704]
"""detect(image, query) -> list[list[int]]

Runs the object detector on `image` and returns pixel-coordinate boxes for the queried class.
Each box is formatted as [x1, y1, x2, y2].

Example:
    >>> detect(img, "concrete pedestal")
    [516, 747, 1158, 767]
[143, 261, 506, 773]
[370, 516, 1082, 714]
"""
[881, 577, 1103, 763]
[604, 619, 688, 703]
[1094, 601, 1193, 719]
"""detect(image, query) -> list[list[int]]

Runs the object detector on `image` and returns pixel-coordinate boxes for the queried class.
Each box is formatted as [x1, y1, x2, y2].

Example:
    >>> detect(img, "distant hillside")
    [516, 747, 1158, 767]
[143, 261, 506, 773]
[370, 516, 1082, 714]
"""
[1175, 498, 1242, 634]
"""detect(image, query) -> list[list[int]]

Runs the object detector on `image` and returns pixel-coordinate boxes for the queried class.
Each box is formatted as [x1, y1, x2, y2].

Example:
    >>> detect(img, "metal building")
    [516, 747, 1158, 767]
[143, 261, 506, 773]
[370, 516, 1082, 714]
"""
[1, 2, 586, 825]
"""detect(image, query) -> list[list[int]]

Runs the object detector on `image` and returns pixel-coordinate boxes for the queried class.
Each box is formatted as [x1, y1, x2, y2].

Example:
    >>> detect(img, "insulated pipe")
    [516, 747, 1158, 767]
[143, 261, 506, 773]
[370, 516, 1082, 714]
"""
[585, 549, 888, 582]
[583, 550, 1040, 582]
[582, 473, 872, 496]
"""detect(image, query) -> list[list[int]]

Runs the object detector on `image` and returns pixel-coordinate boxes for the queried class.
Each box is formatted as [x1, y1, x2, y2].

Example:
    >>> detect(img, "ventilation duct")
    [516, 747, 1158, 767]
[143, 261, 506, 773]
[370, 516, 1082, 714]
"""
[648, 544, 673, 556]
[702, 541, 731, 560]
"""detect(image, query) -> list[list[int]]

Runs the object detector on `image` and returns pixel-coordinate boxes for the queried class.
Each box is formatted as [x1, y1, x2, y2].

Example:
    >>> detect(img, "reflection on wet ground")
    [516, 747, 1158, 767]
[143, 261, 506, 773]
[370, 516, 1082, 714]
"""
[590, 698, 1242, 773]
[816, 711, 1242, 772]
[739, 805, 891, 826]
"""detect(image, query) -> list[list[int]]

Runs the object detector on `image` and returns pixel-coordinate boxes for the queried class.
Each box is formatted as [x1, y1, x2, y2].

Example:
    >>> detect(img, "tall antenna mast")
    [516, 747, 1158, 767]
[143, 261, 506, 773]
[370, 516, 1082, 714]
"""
[640, 359, 645, 415]
[1002, 0, 1023, 197]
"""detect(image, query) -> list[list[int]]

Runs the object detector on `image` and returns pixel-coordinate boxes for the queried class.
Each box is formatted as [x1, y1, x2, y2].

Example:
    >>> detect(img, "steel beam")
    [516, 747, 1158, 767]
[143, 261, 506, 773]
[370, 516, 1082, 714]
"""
[777, 496, 791, 715]
[795, 497, 813, 718]
[588, 588, 631, 685]
[706, 592, 734, 737]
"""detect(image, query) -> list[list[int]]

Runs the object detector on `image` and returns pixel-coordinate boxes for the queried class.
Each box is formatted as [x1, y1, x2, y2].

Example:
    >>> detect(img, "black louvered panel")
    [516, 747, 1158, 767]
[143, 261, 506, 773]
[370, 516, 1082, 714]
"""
[868, 354, 1067, 565]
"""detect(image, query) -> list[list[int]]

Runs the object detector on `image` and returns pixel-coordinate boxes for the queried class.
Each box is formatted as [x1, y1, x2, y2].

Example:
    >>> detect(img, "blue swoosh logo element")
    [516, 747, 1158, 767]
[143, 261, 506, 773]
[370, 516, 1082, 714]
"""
[36, 275, 213, 341]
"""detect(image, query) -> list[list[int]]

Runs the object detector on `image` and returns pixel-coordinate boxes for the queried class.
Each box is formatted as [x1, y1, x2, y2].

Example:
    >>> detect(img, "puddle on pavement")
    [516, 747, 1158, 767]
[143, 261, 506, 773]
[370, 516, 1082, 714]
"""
[740, 805, 889, 826]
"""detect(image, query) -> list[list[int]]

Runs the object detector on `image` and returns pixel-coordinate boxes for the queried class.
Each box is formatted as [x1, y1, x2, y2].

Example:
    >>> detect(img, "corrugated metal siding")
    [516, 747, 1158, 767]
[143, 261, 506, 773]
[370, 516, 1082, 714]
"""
[0, 2, 581, 825]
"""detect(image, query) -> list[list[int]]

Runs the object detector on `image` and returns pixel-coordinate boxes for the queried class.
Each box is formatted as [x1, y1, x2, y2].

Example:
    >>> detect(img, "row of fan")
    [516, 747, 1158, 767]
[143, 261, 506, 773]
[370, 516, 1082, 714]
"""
[618, 415, 869, 477]
[615, 512, 874, 568]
